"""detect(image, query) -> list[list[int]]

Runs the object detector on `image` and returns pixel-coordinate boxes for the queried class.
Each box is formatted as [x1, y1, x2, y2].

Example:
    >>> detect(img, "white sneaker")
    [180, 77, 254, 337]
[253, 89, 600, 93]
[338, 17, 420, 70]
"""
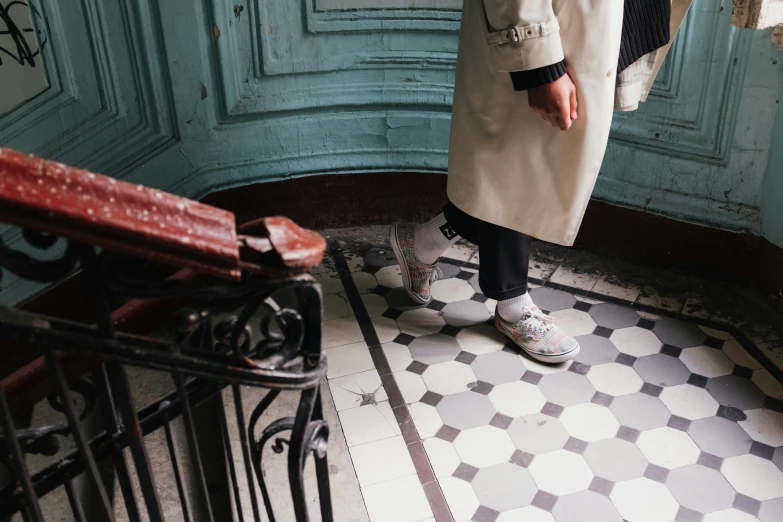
[494, 305, 580, 363]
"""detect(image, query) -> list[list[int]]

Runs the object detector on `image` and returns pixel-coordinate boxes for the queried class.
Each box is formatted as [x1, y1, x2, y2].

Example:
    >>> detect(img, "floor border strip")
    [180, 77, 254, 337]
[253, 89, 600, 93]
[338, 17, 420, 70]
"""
[329, 241, 455, 522]
[327, 242, 783, 522]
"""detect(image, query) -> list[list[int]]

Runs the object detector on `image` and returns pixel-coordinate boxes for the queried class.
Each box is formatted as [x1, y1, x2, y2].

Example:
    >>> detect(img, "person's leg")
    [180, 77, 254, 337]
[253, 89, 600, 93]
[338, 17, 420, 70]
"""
[446, 203, 580, 362]
[390, 201, 482, 304]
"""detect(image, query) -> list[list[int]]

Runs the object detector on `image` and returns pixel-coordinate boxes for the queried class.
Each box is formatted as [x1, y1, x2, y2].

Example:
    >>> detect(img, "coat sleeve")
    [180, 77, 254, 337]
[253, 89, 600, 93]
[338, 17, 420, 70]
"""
[482, 0, 565, 73]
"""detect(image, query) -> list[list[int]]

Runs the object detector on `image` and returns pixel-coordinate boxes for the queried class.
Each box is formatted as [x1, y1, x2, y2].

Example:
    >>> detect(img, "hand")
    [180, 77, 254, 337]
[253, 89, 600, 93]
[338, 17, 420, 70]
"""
[528, 73, 578, 131]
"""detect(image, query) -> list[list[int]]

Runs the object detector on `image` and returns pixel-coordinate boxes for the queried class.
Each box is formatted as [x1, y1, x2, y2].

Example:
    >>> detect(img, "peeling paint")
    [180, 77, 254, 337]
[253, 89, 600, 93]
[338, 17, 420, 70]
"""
[212, 25, 221, 39]
[233, 5, 244, 19]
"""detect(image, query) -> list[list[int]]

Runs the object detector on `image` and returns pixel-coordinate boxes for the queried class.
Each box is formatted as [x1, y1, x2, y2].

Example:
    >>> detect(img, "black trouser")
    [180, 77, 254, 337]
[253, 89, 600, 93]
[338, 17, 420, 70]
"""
[443, 201, 531, 301]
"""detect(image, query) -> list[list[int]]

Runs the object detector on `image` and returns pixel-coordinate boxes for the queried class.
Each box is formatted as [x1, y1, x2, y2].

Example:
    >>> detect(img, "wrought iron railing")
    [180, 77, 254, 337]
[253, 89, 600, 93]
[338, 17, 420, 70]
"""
[0, 148, 332, 521]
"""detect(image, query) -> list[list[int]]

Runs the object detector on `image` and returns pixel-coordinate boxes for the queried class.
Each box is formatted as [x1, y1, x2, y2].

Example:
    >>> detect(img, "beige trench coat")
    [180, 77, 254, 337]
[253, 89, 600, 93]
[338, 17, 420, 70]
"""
[446, 0, 693, 246]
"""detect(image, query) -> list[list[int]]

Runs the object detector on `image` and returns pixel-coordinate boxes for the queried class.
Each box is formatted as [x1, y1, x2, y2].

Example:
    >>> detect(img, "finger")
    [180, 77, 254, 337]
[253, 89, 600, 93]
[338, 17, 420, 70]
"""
[558, 107, 572, 131]
[546, 112, 559, 128]
[570, 89, 578, 120]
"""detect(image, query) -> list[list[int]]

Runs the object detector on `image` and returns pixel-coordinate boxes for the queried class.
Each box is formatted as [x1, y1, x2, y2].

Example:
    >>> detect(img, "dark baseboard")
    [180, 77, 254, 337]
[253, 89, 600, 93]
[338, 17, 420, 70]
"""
[17, 171, 783, 320]
[203, 172, 782, 300]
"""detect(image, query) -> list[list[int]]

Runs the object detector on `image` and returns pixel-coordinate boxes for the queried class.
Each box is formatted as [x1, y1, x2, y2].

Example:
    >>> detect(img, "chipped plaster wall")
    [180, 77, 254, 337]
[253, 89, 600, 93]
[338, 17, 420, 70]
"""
[761, 85, 783, 248]
[2, 0, 783, 304]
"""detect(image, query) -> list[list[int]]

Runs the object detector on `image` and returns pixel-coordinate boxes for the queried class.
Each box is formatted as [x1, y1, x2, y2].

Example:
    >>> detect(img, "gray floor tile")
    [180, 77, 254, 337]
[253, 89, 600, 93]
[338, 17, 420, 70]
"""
[439, 262, 462, 279]
[409, 333, 462, 365]
[508, 413, 570, 455]
[666, 465, 735, 513]
[472, 463, 537, 511]
[442, 300, 492, 327]
[675, 506, 703, 522]
[705, 375, 766, 410]
[583, 438, 648, 482]
[551, 490, 623, 522]
[437, 391, 496, 430]
[588, 303, 641, 330]
[471, 351, 526, 385]
[687, 416, 753, 458]
[759, 497, 783, 522]
[468, 273, 481, 294]
[610, 392, 671, 431]
[634, 354, 691, 387]
[530, 287, 577, 312]
[574, 334, 620, 366]
[538, 371, 597, 407]
[734, 494, 761, 516]
[653, 318, 706, 348]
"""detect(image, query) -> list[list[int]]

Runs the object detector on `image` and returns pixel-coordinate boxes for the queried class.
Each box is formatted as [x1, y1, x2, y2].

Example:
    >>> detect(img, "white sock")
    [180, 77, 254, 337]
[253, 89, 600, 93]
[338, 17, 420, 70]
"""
[498, 292, 535, 323]
[413, 213, 461, 265]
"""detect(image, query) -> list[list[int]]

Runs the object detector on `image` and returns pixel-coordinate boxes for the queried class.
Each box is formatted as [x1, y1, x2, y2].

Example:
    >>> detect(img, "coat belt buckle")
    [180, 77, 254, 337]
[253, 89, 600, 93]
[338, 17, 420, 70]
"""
[506, 27, 520, 43]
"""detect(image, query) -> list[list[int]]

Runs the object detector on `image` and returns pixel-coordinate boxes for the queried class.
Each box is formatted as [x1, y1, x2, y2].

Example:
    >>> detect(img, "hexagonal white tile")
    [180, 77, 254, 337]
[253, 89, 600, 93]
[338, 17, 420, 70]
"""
[610, 477, 679, 522]
[549, 309, 597, 337]
[587, 363, 643, 396]
[659, 384, 719, 420]
[422, 437, 460, 478]
[610, 327, 662, 357]
[489, 381, 547, 418]
[381, 342, 413, 372]
[752, 369, 783, 399]
[422, 361, 477, 396]
[431, 278, 476, 303]
[528, 450, 594, 495]
[703, 509, 757, 522]
[636, 427, 700, 469]
[679, 346, 735, 378]
[409, 401, 443, 439]
[698, 326, 735, 341]
[721, 454, 783, 501]
[722, 340, 763, 370]
[496, 506, 556, 522]
[439, 476, 480, 521]
[375, 265, 403, 288]
[559, 403, 620, 442]
[456, 324, 507, 355]
[397, 308, 445, 336]
[454, 426, 516, 468]
[372, 316, 401, 343]
[394, 371, 427, 404]
[738, 408, 783, 448]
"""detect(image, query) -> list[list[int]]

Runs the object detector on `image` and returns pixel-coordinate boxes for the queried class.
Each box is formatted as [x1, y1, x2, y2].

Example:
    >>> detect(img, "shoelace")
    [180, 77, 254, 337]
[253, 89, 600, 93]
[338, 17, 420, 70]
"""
[430, 265, 444, 283]
[520, 306, 555, 334]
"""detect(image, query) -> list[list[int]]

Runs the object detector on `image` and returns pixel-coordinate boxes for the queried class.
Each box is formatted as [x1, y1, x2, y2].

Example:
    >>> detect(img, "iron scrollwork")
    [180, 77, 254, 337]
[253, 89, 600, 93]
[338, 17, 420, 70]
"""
[0, 228, 332, 521]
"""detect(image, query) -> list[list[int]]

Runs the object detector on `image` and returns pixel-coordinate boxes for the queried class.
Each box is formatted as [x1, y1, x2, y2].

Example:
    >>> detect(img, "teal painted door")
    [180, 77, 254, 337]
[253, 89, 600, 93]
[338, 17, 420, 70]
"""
[1, 0, 782, 304]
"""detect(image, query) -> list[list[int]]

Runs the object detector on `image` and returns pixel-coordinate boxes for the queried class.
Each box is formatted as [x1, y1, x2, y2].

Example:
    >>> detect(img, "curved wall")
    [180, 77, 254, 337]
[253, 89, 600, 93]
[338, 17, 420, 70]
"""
[1, 0, 782, 303]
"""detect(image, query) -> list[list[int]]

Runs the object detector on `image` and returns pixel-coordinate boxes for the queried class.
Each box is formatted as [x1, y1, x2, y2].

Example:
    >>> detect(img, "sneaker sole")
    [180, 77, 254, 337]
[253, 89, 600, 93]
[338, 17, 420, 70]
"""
[389, 224, 431, 305]
[523, 343, 581, 364]
[496, 320, 581, 364]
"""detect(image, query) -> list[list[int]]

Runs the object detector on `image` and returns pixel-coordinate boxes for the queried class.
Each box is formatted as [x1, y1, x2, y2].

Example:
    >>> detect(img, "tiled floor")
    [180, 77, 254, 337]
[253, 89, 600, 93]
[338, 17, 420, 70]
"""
[317, 234, 783, 522]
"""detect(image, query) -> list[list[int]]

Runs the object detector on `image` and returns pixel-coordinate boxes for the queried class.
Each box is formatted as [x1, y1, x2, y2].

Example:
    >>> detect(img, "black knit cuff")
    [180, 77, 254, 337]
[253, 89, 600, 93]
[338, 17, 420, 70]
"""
[509, 61, 567, 92]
